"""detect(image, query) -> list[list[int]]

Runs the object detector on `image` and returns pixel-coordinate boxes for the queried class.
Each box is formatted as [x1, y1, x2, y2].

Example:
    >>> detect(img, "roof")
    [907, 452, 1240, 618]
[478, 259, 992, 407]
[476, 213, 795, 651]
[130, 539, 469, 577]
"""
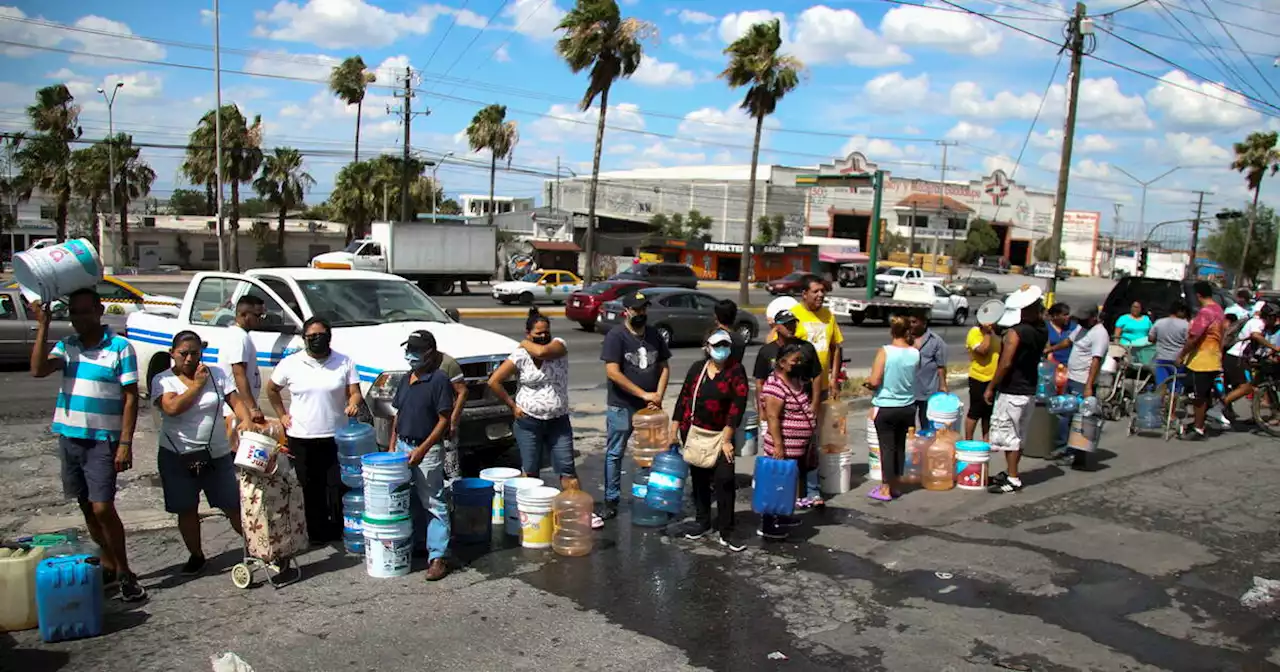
[586, 164, 786, 182]
[529, 240, 581, 252]
[246, 268, 409, 282]
[895, 194, 974, 213]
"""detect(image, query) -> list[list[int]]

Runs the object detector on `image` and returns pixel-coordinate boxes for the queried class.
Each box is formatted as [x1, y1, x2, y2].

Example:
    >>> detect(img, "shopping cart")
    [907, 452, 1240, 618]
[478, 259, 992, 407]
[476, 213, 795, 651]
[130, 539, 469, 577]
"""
[230, 422, 305, 590]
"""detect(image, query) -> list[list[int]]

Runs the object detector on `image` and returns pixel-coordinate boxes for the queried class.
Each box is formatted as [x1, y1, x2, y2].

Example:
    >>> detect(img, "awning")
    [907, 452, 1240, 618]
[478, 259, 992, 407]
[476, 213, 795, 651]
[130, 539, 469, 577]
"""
[529, 240, 582, 252]
[819, 247, 869, 263]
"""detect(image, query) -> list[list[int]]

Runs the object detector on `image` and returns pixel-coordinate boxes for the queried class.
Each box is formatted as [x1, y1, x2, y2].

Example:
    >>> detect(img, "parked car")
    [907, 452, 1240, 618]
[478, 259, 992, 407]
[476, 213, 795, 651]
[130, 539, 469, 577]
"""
[874, 266, 941, 296]
[0, 288, 75, 364]
[837, 263, 867, 288]
[766, 271, 809, 296]
[977, 257, 1010, 274]
[828, 280, 968, 326]
[595, 287, 759, 346]
[1100, 277, 1237, 334]
[565, 280, 652, 331]
[491, 269, 583, 305]
[610, 262, 699, 289]
[944, 275, 997, 297]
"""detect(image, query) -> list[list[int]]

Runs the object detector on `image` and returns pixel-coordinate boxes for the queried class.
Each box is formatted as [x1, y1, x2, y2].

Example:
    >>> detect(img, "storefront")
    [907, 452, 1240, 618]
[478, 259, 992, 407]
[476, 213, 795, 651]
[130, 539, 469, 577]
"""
[643, 238, 812, 282]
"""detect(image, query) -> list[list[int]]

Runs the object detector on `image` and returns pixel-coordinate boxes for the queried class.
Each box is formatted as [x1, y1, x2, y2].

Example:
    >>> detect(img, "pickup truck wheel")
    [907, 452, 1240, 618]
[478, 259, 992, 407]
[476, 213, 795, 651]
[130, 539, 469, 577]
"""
[436, 282, 455, 296]
[849, 313, 865, 326]
[519, 292, 534, 305]
[953, 308, 969, 326]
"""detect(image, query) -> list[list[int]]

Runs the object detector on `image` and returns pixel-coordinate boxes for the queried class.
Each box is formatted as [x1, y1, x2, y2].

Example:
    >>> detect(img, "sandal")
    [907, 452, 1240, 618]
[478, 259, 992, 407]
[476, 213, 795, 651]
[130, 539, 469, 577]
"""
[866, 485, 892, 502]
[591, 513, 604, 530]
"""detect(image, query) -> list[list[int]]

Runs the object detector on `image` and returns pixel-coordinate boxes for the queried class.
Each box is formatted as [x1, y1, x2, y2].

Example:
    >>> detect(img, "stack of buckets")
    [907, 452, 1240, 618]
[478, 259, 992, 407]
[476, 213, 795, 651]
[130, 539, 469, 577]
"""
[818, 399, 854, 496]
[359, 452, 413, 578]
[484, 469, 562, 549]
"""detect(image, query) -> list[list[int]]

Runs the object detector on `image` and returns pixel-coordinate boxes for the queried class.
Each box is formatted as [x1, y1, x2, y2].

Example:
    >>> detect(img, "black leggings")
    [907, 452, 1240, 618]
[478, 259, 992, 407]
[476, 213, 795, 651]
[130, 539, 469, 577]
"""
[690, 452, 736, 534]
[289, 436, 343, 543]
[874, 405, 915, 482]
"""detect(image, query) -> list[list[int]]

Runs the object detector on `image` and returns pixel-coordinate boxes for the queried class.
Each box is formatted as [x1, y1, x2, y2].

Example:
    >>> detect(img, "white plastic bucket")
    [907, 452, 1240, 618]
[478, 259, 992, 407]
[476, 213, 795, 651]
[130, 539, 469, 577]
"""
[955, 449, 991, 491]
[517, 486, 560, 549]
[504, 477, 544, 536]
[233, 431, 274, 473]
[866, 408, 882, 482]
[361, 453, 412, 520]
[12, 238, 102, 305]
[362, 515, 413, 578]
[819, 451, 854, 495]
[480, 467, 521, 525]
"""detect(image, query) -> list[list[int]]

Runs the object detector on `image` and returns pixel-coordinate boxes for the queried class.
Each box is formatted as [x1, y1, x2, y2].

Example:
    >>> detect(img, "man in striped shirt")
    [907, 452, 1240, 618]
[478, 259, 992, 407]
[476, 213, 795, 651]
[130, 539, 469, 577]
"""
[31, 287, 146, 602]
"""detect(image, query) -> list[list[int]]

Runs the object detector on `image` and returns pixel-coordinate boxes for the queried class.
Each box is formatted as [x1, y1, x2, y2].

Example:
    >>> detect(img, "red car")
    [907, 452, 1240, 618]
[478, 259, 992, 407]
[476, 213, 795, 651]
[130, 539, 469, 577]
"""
[566, 280, 653, 330]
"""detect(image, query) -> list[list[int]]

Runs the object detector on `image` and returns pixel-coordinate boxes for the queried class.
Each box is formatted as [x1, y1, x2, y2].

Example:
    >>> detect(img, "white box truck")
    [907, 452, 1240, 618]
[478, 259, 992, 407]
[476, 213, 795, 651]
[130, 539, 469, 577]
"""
[310, 221, 497, 295]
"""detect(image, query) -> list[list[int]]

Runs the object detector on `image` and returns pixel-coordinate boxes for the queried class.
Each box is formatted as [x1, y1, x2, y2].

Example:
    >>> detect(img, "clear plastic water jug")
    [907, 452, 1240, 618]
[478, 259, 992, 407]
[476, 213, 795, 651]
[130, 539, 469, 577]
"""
[1135, 392, 1163, 430]
[645, 447, 687, 515]
[1047, 394, 1082, 416]
[631, 408, 670, 468]
[818, 398, 850, 452]
[342, 491, 364, 554]
[903, 428, 932, 485]
[923, 429, 957, 491]
[336, 419, 378, 457]
[1036, 361, 1056, 401]
[552, 478, 595, 557]
[630, 467, 669, 527]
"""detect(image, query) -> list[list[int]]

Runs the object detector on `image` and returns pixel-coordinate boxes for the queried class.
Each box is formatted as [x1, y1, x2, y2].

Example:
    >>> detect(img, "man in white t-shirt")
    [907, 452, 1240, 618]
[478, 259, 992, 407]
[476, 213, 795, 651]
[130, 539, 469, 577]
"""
[1055, 305, 1109, 467]
[219, 295, 266, 424]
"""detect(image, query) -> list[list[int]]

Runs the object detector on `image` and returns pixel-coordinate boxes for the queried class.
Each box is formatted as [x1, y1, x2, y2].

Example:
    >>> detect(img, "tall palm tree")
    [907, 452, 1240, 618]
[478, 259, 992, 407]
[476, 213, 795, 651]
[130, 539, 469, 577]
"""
[182, 105, 263, 271]
[14, 85, 81, 242]
[721, 18, 803, 304]
[108, 133, 156, 261]
[329, 56, 377, 163]
[465, 104, 519, 227]
[332, 160, 379, 243]
[555, 0, 653, 281]
[1230, 130, 1280, 283]
[254, 147, 315, 262]
[69, 144, 110, 249]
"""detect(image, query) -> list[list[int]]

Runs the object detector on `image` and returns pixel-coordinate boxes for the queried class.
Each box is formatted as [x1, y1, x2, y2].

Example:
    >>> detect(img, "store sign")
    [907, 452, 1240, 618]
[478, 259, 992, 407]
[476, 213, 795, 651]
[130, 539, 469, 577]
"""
[705, 242, 786, 254]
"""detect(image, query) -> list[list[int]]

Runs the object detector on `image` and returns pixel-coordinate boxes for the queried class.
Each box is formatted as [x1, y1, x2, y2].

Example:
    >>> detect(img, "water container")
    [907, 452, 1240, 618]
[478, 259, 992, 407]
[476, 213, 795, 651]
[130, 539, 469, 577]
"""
[752, 456, 799, 516]
[234, 430, 275, 473]
[0, 545, 46, 632]
[735, 410, 759, 457]
[645, 448, 687, 515]
[630, 467, 669, 527]
[480, 467, 521, 526]
[517, 486, 560, 549]
[35, 554, 102, 643]
[954, 440, 991, 491]
[552, 478, 595, 557]
[342, 491, 365, 554]
[13, 238, 102, 305]
[926, 393, 963, 429]
[504, 477, 545, 536]
[631, 408, 670, 467]
[339, 454, 364, 489]
[1047, 394, 1082, 416]
[361, 452, 412, 520]
[362, 516, 412, 578]
[336, 419, 378, 458]
[818, 450, 854, 495]
[452, 477, 494, 545]
[1135, 392, 1163, 431]
[1036, 361, 1057, 401]
[923, 430, 957, 491]
[818, 398, 851, 452]
[903, 428, 933, 485]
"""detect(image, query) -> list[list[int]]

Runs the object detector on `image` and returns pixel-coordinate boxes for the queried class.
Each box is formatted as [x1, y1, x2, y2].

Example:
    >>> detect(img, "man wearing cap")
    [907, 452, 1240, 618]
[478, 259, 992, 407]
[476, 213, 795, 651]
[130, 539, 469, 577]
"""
[1056, 305, 1108, 468]
[764, 296, 799, 344]
[404, 330, 468, 479]
[391, 329, 458, 581]
[599, 290, 671, 521]
[754, 308, 821, 422]
[985, 286, 1049, 494]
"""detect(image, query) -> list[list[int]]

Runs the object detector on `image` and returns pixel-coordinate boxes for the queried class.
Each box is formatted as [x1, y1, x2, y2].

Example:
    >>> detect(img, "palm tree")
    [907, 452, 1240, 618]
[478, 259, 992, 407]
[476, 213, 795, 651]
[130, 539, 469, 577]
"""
[182, 105, 263, 271]
[108, 133, 156, 261]
[254, 147, 315, 262]
[69, 144, 110, 249]
[1230, 130, 1280, 284]
[14, 85, 81, 242]
[329, 56, 377, 163]
[465, 104, 520, 227]
[555, 0, 653, 281]
[331, 160, 379, 243]
[721, 18, 803, 304]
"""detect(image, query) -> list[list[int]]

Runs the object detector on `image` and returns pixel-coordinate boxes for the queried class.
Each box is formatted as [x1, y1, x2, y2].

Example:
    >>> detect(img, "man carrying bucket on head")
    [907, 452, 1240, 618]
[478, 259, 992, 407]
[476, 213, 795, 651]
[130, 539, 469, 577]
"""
[984, 286, 1049, 495]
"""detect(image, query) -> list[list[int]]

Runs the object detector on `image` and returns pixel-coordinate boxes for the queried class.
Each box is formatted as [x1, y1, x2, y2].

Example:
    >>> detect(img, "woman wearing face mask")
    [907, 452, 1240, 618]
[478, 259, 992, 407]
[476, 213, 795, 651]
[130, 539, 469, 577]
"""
[670, 329, 749, 551]
[487, 309, 576, 482]
[759, 342, 818, 541]
[153, 331, 255, 575]
[266, 317, 363, 545]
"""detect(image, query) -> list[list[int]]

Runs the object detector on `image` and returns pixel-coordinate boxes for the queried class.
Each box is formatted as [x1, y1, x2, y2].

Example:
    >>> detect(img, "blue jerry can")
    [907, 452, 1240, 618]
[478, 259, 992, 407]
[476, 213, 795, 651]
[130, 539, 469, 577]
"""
[752, 456, 798, 516]
[36, 553, 103, 643]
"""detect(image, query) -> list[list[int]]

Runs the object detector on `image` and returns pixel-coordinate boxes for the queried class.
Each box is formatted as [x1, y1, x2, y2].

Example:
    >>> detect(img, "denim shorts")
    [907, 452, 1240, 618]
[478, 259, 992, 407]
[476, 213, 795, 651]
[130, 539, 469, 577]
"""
[157, 450, 240, 514]
[58, 435, 119, 504]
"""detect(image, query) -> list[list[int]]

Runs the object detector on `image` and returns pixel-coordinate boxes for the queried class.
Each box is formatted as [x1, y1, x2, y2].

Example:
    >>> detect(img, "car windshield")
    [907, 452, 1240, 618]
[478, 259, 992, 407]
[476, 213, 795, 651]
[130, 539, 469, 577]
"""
[343, 240, 364, 253]
[520, 272, 542, 282]
[887, 268, 908, 277]
[580, 282, 617, 296]
[783, 272, 805, 281]
[296, 279, 451, 326]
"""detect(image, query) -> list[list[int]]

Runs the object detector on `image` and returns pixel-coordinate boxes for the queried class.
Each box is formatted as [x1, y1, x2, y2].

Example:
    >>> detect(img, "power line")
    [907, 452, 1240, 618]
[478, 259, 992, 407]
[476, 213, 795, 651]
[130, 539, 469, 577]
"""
[1148, 0, 1264, 104]
[1220, 0, 1280, 17]
[417, 0, 472, 74]
[1104, 19, 1276, 56]
[1162, 1, 1280, 37]
[1196, 0, 1280, 102]
[439, 0, 553, 100]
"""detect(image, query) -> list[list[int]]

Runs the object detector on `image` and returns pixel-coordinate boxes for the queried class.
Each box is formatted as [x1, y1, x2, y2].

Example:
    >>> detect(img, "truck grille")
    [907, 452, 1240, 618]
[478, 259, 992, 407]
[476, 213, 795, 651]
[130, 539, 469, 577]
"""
[458, 356, 514, 406]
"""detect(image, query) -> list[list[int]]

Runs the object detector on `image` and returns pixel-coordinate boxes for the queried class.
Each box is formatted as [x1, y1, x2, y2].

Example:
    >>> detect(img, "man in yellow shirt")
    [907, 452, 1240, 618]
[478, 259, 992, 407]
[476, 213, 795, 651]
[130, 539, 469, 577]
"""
[791, 275, 844, 401]
[964, 321, 1000, 440]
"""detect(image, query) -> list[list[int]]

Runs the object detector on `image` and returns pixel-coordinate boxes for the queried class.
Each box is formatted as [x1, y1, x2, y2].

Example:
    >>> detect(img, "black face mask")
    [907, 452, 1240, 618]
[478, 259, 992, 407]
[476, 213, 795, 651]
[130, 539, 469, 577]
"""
[530, 333, 552, 345]
[305, 332, 332, 356]
[629, 313, 647, 329]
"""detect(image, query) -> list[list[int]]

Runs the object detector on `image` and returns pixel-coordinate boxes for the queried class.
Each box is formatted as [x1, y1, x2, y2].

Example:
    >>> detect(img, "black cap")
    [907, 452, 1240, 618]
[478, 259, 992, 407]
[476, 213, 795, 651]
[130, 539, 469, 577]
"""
[1073, 305, 1099, 320]
[622, 290, 651, 309]
[402, 329, 437, 351]
[774, 308, 798, 326]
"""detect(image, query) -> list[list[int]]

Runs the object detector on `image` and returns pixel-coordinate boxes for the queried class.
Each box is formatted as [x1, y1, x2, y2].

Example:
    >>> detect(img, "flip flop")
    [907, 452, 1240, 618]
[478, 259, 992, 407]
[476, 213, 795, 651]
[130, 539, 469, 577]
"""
[591, 513, 604, 530]
[867, 485, 892, 502]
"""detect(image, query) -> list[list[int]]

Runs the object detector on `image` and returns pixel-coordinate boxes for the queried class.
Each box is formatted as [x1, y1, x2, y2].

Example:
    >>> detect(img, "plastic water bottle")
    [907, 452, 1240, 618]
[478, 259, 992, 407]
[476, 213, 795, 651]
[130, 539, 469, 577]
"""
[342, 491, 365, 554]
[1047, 394, 1081, 416]
[1135, 392, 1162, 431]
[552, 478, 594, 557]
[645, 447, 688, 515]
[1036, 361, 1056, 401]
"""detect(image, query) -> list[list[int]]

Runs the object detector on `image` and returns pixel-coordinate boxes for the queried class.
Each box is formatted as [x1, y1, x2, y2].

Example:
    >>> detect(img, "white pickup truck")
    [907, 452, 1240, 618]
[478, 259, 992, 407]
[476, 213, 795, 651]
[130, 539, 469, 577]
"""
[827, 280, 969, 326]
[124, 268, 519, 453]
[874, 266, 942, 296]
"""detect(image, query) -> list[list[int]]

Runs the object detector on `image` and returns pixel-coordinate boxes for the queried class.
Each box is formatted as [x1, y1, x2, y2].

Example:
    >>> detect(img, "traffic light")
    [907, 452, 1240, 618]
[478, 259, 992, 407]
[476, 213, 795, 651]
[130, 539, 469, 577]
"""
[1138, 246, 1149, 276]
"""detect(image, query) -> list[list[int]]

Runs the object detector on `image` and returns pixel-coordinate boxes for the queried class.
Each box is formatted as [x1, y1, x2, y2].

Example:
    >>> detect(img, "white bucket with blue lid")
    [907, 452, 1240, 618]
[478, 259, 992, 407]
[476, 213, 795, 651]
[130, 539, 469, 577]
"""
[12, 238, 103, 305]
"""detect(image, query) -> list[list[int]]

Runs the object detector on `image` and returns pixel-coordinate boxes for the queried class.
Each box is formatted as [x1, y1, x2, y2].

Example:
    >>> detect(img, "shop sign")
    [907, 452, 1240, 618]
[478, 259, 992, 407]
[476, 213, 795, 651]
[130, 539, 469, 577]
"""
[704, 242, 786, 254]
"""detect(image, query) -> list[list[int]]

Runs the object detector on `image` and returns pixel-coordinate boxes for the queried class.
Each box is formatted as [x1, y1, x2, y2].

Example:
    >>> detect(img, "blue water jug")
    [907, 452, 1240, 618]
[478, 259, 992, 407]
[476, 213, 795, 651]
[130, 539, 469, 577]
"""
[35, 554, 103, 643]
[1036, 361, 1056, 401]
[752, 456, 798, 516]
[630, 467, 668, 527]
[645, 447, 688, 515]
[1135, 392, 1163, 430]
[336, 419, 378, 457]
[342, 491, 365, 554]
[1047, 394, 1081, 416]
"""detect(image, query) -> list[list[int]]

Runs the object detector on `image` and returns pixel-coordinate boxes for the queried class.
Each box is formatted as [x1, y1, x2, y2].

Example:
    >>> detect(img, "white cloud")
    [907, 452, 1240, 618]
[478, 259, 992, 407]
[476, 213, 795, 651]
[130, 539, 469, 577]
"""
[1146, 70, 1262, 131]
[0, 7, 62, 57]
[631, 57, 696, 87]
[982, 154, 1020, 176]
[903, 125, 923, 135]
[505, 0, 567, 38]
[1038, 151, 1062, 172]
[841, 135, 905, 161]
[949, 81, 1044, 119]
[530, 102, 646, 142]
[718, 10, 787, 44]
[950, 77, 1151, 130]
[862, 72, 929, 112]
[791, 7, 909, 67]
[946, 121, 995, 141]
[1029, 128, 1063, 149]
[451, 7, 490, 29]
[676, 105, 780, 142]
[242, 50, 340, 82]
[880, 3, 1002, 56]
[1074, 159, 1112, 180]
[0, 9, 165, 63]
[253, 0, 443, 49]
[200, 9, 216, 26]
[57, 70, 164, 103]
[1078, 134, 1116, 153]
[494, 45, 511, 63]
[636, 141, 707, 166]
[677, 9, 718, 25]
[1145, 132, 1233, 167]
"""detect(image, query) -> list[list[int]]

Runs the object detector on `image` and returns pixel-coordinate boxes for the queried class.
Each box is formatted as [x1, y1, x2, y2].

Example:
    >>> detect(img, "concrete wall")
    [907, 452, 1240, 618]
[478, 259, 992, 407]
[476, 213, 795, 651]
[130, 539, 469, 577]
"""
[99, 222, 347, 270]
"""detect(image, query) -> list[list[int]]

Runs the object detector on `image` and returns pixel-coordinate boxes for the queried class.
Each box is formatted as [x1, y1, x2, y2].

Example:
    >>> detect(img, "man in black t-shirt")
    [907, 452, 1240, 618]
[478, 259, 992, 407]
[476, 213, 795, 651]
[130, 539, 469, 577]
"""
[753, 308, 821, 421]
[985, 286, 1049, 494]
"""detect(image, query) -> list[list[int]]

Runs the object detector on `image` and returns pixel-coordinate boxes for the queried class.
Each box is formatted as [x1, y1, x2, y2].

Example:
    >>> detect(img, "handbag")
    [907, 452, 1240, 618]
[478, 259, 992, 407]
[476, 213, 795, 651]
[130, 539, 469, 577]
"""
[680, 362, 724, 469]
[164, 374, 222, 476]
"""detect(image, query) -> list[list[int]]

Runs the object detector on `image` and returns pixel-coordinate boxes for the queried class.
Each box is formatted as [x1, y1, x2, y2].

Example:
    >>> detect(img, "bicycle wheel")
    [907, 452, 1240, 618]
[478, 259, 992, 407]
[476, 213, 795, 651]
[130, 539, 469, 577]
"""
[1252, 382, 1280, 437]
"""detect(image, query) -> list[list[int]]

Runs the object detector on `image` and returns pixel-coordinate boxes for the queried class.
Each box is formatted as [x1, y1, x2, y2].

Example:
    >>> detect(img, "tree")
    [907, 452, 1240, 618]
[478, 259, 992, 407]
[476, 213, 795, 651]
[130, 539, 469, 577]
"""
[755, 214, 784, 245]
[1230, 131, 1280, 283]
[167, 188, 206, 215]
[1033, 236, 1066, 264]
[556, 0, 654, 280]
[329, 56, 377, 163]
[69, 144, 110, 245]
[1207, 205, 1277, 283]
[331, 160, 379, 243]
[881, 230, 908, 257]
[651, 209, 713, 240]
[254, 147, 315, 263]
[465, 104, 520, 227]
[182, 105, 263, 272]
[956, 218, 1000, 263]
[0, 137, 18, 232]
[106, 133, 156, 260]
[721, 18, 803, 304]
[14, 85, 82, 242]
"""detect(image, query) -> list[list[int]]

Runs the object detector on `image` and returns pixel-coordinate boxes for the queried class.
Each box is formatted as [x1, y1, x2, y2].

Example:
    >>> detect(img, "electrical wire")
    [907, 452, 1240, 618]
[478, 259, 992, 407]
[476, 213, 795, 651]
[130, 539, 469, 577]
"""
[1149, 0, 1264, 105]
[1103, 19, 1276, 57]
[417, 0, 473, 74]
[1160, 1, 1280, 37]
[1220, 0, 1280, 17]
[423, 0, 513, 95]
[1196, 0, 1280, 102]
[438, 0, 554, 100]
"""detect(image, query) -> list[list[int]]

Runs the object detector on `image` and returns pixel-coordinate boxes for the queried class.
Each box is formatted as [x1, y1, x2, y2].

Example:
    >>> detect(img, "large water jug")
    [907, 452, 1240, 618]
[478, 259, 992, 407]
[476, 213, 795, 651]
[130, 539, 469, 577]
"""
[341, 491, 364, 554]
[630, 467, 669, 527]
[552, 478, 595, 557]
[336, 419, 378, 457]
[35, 554, 102, 643]
[645, 447, 687, 515]
[752, 456, 798, 516]
[817, 398, 851, 452]
[903, 428, 932, 485]
[0, 545, 46, 632]
[923, 429, 957, 491]
[1047, 394, 1081, 416]
[1135, 392, 1163, 430]
[631, 408, 670, 467]
[1036, 361, 1057, 401]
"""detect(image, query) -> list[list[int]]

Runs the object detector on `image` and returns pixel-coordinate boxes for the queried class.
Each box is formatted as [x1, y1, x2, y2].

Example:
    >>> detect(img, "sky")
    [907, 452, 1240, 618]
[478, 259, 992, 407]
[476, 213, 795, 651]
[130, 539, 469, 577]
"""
[1, 0, 1279, 245]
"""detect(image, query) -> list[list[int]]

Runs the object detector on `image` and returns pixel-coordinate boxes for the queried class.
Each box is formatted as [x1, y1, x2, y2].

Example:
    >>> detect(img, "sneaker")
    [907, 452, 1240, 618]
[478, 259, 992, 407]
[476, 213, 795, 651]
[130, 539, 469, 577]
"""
[756, 528, 787, 541]
[683, 524, 711, 541]
[810, 496, 825, 509]
[987, 471, 1009, 487]
[987, 475, 1023, 494]
[1182, 428, 1206, 441]
[719, 535, 747, 552]
[795, 497, 813, 510]
[118, 572, 147, 602]
[595, 501, 619, 521]
[591, 513, 605, 530]
[181, 554, 207, 576]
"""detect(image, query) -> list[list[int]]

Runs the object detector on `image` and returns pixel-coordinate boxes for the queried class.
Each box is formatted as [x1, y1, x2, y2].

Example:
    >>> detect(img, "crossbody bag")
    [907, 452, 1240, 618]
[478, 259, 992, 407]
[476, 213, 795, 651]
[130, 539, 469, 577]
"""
[681, 362, 725, 469]
[162, 373, 223, 476]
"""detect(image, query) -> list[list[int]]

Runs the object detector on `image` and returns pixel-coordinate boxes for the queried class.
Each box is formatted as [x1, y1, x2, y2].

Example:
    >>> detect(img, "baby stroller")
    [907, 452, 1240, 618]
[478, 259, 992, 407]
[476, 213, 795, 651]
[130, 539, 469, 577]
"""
[230, 421, 305, 589]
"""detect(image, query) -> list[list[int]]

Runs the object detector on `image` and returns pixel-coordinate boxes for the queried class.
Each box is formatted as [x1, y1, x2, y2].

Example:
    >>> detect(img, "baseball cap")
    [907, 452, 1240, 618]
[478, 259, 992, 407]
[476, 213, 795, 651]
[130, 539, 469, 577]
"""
[1073, 305, 1099, 320]
[706, 330, 733, 346]
[621, 290, 651, 309]
[774, 308, 799, 326]
[402, 329, 437, 351]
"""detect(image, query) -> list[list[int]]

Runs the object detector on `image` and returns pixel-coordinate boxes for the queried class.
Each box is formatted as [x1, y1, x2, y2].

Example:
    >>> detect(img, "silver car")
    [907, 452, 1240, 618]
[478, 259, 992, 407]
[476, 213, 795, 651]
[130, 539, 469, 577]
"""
[595, 287, 759, 347]
[945, 276, 998, 297]
[0, 289, 76, 364]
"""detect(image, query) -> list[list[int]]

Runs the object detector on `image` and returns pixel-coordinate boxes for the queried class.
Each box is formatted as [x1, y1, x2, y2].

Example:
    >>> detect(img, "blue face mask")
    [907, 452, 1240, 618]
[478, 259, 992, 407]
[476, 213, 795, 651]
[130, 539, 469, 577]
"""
[405, 352, 429, 369]
[709, 345, 732, 362]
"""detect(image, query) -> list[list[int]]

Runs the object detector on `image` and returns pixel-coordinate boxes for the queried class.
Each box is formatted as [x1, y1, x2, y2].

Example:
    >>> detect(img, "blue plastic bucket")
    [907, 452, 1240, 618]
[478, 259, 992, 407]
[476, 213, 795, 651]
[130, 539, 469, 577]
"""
[452, 478, 495, 544]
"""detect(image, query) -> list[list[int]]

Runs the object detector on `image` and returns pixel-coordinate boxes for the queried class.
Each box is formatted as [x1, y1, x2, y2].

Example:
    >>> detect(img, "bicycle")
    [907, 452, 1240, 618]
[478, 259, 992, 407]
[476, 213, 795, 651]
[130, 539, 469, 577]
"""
[1250, 361, 1280, 437]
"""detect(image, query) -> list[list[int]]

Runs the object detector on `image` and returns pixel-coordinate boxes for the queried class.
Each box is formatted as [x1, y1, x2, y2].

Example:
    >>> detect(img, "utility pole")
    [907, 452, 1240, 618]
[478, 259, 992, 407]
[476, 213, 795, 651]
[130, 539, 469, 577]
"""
[386, 67, 428, 224]
[96, 81, 123, 262]
[1188, 190, 1208, 279]
[1046, 2, 1089, 297]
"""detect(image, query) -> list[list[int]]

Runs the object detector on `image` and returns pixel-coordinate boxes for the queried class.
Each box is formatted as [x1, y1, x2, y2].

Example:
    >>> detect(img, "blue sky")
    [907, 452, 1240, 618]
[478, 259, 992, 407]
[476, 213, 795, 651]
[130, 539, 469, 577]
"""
[2, 0, 1279, 242]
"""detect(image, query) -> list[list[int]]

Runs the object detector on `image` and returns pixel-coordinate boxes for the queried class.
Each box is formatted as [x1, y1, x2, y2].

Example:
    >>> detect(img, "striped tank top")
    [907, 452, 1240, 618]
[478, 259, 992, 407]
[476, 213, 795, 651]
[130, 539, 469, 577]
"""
[761, 373, 815, 459]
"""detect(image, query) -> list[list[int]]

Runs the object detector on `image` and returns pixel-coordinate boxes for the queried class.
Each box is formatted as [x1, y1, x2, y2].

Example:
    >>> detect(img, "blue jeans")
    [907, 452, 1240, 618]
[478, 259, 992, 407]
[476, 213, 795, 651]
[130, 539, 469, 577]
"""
[1056, 380, 1086, 452]
[604, 405, 635, 503]
[396, 439, 450, 562]
[513, 414, 576, 478]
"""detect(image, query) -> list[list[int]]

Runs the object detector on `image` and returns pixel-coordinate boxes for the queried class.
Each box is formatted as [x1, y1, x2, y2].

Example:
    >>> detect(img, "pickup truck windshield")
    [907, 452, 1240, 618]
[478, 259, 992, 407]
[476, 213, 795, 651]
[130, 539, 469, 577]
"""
[296, 279, 451, 326]
[886, 269, 909, 277]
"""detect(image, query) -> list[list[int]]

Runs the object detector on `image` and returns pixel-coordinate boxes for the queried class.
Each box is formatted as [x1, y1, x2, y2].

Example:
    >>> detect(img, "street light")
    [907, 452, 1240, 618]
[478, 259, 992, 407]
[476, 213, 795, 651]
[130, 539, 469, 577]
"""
[1112, 165, 1182, 243]
[96, 81, 123, 261]
[431, 151, 453, 223]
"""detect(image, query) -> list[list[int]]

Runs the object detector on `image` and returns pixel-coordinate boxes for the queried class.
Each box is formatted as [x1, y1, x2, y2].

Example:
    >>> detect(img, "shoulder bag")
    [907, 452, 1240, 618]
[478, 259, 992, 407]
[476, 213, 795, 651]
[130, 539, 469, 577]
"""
[163, 373, 223, 476]
[681, 362, 724, 469]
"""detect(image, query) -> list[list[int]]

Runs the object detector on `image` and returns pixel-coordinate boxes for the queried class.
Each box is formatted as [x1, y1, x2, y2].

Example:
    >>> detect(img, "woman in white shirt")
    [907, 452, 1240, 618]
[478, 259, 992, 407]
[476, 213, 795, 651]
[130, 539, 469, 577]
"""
[487, 309, 574, 482]
[266, 317, 363, 545]
[154, 331, 255, 576]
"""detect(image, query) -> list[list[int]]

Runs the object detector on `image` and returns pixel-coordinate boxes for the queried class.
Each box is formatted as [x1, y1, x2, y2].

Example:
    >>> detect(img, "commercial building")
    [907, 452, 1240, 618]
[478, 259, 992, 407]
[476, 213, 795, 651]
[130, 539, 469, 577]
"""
[97, 215, 348, 270]
[459, 194, 535, 217]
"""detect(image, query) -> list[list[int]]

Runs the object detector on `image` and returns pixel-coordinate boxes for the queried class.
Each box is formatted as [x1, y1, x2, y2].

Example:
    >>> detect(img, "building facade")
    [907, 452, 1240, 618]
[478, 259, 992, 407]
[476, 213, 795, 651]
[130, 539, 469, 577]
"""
[460, 194, 535, 217]
[98, 215, 348, 270]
